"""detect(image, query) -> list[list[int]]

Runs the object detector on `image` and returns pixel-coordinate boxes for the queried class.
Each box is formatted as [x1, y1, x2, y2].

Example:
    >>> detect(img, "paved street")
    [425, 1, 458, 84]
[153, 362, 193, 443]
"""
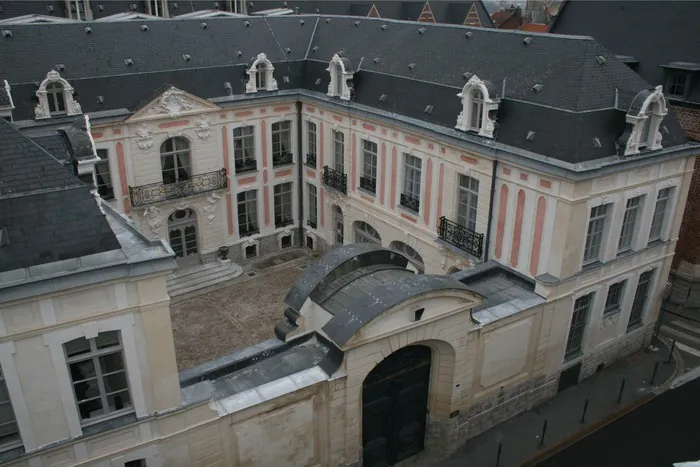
[659, 305, 700, 369]
[538, 374, 700, 467]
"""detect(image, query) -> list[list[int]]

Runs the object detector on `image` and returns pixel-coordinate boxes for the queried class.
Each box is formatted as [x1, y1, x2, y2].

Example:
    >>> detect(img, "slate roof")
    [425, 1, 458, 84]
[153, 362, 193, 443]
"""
[0, 119, 120, 273]
[551, 1, 700, 106]
[0, 14, 691, 165]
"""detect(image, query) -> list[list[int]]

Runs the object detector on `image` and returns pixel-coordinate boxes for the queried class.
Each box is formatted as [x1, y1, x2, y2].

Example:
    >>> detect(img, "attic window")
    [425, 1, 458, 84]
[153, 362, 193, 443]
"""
[283, 76, 290, 84]
[246, 53, 278, 93]
[182, 54, 191, 61]
[532, 83, 543, 93]
[325, 18, 331, 23]
[0, 227, 9, 248]
[141, 24, 149, 32]
[224, 82, 232, 93]
[84, 27, 92, 34]
[299, 19, 305, 25]
[354, 21, 360, 27]
[55, 64, 66, 72]
[236, 50, 243, 57]
[418, 27, 427, 34]
[526, 130, 536, 141]
[315, 78, 322, 85]
[284, 47, 292, 54]
[379, 94, 387, 103]
[465, 31, 473, 38]
[456, 74, 500, 139]
[381, 24, 387, 30]
[46, 5, 54, 12]
[97, 95, 104, 104]
[522, 36, 533, 45]
[124, 58, 134, 66]
[200, 22, 208, 29]
[129, 4, 138, 11]
[2, 30, 13, 38]
[424, 105, 434, 115]
[408, 63, 416, 70]
[327, 53, 353, 100]
[592, 137, 602, 148]
[596, 56, 606, 65]
[373, 57, 380, 64]
[413, 308, 425, 322]
[97, 4, 104, 11]
[244, 20, 250, 27]
[311, 46, 319, 53]
[34, 70, 82, 120]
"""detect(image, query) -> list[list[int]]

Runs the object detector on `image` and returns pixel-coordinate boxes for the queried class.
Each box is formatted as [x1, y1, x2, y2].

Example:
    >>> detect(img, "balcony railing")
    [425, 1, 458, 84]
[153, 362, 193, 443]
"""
[273, 152, 294, 166]
[305, 153, 317, 168]
[235, 158, 257, 174]
[359, 176, 376, 194]
[129, 168, 227, 207]
[323, 166, 347, 194]
[276, 217, 294, 228]
[400, 193, 420, 212]
[438, 216, 484, 258]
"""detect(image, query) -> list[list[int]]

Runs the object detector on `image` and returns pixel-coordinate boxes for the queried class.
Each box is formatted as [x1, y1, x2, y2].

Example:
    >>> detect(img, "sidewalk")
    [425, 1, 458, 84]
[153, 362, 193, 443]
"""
[437, 341, 679, 467]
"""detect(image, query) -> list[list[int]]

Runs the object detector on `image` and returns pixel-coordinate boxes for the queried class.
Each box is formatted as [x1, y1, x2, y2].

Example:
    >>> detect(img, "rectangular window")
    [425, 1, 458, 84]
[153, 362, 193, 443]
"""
[64, 331, 132, 424]
[125, 460, 147, 467]
[233, 126, 256, 173]
[604, 281, 626, 315]
[583, 204, 609, 264]
[360, 140, 378, 193]
[618, 196, 643, 253]
[307, 121, 317, 157]
[272, 121, 292, 166]
[160, 138, 190, 184]
[237, 190, 258, 237]
[95, 149, 114, 200]
[628, 270, 654, 330]
[649, 187, 672, 242]
[457, 175, 479, 232]
[565, 293, 592, 359]
[274, 182, 293, 228]
[0, 367, 21, 451]
[401, 154, 422, 211]
[333, 130, 344, 173]
[308, 184, 318, 228]
[667, 73, 688, 97]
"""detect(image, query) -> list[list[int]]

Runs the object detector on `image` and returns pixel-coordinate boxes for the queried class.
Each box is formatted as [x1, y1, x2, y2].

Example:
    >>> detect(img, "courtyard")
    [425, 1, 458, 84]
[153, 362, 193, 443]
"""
[170, 250, 313, 371]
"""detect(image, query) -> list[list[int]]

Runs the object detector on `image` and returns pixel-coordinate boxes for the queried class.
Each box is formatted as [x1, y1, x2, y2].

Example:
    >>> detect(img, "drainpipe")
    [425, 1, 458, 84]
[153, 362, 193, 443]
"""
[483, 159, 498, 263]
[296, 100, 304, 247]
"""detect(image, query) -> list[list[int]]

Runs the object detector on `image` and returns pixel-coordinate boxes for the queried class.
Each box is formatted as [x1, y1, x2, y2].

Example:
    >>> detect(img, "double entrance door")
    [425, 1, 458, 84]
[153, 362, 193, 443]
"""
[167, 209, 200, 267]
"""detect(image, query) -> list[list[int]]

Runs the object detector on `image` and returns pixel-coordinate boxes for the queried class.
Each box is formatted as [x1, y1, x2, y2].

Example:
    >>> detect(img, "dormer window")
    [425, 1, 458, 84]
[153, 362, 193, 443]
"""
[245, 53, 278, 93]
[34, 70, 82, 120]
[666, 72, 688, 98]
[327, 53, 353, 101]
[622, 85, 667, 156]
[455, 74, 499, 138]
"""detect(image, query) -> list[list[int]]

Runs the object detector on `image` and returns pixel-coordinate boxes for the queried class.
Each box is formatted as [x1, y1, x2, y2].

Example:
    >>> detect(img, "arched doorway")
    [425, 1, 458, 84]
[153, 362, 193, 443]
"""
[390, 241, 425, 274]
[168, 209, 199, 266]
[362, 345, 431, 467]
[354, 221, 381, 244]
[334, 206, 344, 246]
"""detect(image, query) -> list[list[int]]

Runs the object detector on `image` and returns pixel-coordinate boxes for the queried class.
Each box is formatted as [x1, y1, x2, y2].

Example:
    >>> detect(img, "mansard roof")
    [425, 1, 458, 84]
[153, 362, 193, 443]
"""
[0, 15, 691, 165]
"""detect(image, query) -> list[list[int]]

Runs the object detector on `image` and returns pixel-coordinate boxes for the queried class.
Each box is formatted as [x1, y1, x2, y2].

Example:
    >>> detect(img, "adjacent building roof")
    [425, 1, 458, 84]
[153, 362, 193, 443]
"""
[550, 1, 700, 106]
[0, 119, 120, 273]
[0, 14, 691, 166]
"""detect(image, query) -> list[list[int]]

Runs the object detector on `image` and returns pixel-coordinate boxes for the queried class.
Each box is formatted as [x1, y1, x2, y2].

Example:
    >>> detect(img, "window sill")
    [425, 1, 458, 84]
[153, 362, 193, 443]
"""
[563, 350, 583, 364]
[647, 238, 664, 248]
[304, 161, 317, 169]
[0, 445, 24, 464]
[626, 321, 643, 334]
[235, 168, 258, 176]
[358, 187, 376, 198]
[581, 260, 602, 272]
[273, 162, 295, 168]
[616, 248, 634, 259]
[239, 230, 260, 238]
[398, 203, 420, 216]
[81, 411, 137, 435]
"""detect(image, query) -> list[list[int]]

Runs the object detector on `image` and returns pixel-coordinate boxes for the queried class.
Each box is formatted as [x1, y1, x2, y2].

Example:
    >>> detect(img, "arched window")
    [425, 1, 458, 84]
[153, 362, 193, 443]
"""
[160, 137, 191, 185]
[622, 86, 668, 156]
[246, 53, 278, 93]
[390, 240, 424, 274]
[34, 70, 82, 120]
[334, 62, 344, 96]
[469, 90, 483, 130]
[455, 74, 499, 138]
[327, 53, 353, 100]
[353, 221, 381, 244]
[46, 82, 66, 114]
[639, 106, 653, 149]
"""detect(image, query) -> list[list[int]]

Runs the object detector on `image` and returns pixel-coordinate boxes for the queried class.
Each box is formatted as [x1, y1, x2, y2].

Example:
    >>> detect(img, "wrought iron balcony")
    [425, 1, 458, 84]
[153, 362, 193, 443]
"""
[273, 151, 294, 166]
[235, 158, 257, 174]
[129, 168, 227, 207]
[307, 219, 317, 229]
[400, 193, 420, 212]
[359, 176, 376, 194]
[305, 152, 317, 168]
[323, 166, 347, 194]
[438, 216, 484, 258]
[276, 217, 294, 228]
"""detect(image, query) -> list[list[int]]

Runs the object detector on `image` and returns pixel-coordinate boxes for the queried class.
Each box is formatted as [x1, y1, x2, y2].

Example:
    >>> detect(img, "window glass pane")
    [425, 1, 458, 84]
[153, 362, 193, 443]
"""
[99, 353, 125, 375]
[70, 360, 96, 382]
[65, 337, 91, 358]
[0, 405, 15, 425]
[78, 399, 104, 420]
[0, 386, 8, 404]
[0, 421, 18, 439]
[104, 372, 129, 393]
[107, 391, 132, 412]
[74, 378, 100, 402]
[95, 331, 120, 350]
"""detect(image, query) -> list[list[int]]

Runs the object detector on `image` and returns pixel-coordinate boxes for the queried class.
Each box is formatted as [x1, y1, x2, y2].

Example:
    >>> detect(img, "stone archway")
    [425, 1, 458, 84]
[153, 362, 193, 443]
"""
[362, 345, 431, 467]
[168, 208, 200, 266]
[353, 221, 381, 244]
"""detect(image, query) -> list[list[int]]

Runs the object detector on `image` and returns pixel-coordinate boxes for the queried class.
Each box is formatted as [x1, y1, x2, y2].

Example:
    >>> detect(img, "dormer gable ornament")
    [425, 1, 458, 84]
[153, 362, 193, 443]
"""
[621, 85, 668, 156]
[327, 53, 354, 101]
[34, 70, 82, 120]
[245, 53, 278, 93]
[455, 74, 500, 138]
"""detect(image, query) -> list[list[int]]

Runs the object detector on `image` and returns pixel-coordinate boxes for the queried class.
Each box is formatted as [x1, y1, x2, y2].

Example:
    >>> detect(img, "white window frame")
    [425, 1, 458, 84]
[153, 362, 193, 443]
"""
[648, 187, 673, 242]
[603, 280, 626, 315]
[401, 153, 422, 212]
[245, 53, 278, 93]
[327, 53, 353, 100]
[455, 74, 499, 138]
[582, 203, 610, 265]
[34, 70, 82, 119]
[0, 366, 21, 453]
[233, 125, 256, 173]
[618, 195, 644, 253]
[271, 120, 293, 165]
[307, 121, 317, 159]
[565, 292, 593, 360]
[95, 148, 115, 200]
[457, 174, 479, 232]
[360, 139, 378, 194]
[274, 182, 294, 228]
[332, 130, 345, 173]
[237, 189, 259, 237]
[623, 85, 667, 155]
[307, 183, 318, 228]
[0, 343, 34, 451]
[160, 137, 191, 185]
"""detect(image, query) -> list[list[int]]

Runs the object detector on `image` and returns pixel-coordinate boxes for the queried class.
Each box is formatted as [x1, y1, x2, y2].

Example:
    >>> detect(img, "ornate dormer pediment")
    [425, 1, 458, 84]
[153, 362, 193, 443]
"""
[126, 86, 220, 123]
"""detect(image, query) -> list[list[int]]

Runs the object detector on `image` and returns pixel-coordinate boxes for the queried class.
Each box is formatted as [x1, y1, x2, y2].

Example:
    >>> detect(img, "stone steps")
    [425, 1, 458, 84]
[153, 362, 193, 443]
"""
[167, 260, 243, 299]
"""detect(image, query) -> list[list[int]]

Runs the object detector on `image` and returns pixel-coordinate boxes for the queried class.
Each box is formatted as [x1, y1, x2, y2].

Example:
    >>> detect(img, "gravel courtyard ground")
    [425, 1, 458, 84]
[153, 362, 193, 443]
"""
[170, 258, 310, 371]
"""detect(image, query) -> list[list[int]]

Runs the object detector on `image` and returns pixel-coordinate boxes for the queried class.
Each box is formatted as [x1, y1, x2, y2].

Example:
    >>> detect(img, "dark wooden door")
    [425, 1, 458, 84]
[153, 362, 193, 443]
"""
[362, 346, 431, 467]
[558, 362, 582, 393]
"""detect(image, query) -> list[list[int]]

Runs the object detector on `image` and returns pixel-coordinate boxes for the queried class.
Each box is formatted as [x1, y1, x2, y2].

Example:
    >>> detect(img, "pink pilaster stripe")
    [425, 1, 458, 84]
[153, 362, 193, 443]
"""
[495, 184, 508, 259]
[380, 143, 386, 205]
[221, 127, 234, 236]
[510, 189, 526, 268]
[424, 159, 433, 226]
[116, 142, 130, 215]
[390, 146, 397, 209]
[530, 196, 547, 276]
[436, 163, 444, 228]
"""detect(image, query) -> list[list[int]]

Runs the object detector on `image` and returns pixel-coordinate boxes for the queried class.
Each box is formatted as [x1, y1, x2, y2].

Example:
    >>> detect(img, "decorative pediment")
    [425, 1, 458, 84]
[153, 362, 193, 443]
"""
[127, 86, 220, 122]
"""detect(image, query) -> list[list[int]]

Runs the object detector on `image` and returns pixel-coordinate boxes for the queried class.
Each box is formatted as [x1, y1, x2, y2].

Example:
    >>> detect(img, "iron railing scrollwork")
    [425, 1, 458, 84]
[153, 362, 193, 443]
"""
[323, 166, 347, 194]
[305, 153, 317, 168]
[360, 176, 376, 194]
[438, 216, 484, 258]
[235, 158, 257, 174]
[400, 193, 420, 212]
[129, 168, 227, 207]
[273, 152, 294, 166]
